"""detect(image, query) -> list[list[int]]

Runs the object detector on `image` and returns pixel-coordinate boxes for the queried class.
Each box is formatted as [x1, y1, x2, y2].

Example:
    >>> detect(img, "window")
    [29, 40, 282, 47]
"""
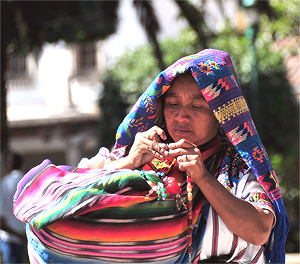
[76, 42, 96, 75]
[6, 53, 27, 79]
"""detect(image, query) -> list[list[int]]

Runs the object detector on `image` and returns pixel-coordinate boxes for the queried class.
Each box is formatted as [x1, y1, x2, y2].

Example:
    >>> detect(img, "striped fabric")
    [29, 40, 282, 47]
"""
[196, 169, 275, 264]
[14, 159, 206, 263]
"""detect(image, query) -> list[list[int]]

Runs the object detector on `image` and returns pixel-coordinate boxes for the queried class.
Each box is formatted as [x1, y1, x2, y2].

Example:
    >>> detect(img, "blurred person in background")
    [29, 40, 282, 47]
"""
[1, 151, 27, 263]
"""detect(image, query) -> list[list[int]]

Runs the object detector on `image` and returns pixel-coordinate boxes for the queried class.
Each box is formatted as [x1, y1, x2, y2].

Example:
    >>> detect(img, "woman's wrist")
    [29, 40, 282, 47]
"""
[192, 170, 210, 185]
[124, 155, 139, 170]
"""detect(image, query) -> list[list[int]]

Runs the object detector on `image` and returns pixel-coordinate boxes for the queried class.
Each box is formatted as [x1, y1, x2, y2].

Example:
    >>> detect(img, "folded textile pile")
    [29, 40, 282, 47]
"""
[14, 159, 203, 264]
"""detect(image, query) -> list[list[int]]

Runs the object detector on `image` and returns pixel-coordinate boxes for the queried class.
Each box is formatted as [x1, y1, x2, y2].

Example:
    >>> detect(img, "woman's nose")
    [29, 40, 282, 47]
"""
[174, 106, 190, 122]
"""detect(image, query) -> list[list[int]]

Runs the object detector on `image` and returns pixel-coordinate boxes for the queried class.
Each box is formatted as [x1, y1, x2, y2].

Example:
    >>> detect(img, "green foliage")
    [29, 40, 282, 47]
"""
[106, 28, 202, 109]
[99, 71, 128, 149]
[108, 45, 159, 107]
[269, 0, 300, 37]
[161, 28, 203, 64]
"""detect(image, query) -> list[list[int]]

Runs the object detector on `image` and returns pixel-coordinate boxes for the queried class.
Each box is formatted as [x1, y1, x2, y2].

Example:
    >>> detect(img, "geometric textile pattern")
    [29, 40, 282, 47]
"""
[213, 96, 249, 126]
[201, 75, 238, 101]
[227, 120, 256, 146]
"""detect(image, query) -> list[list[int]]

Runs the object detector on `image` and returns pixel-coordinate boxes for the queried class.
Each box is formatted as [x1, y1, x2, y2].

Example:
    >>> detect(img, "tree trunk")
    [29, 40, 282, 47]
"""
[174, 0, 209, 49]
[133, 0, 166, 70]
[151, 34, 166, 71]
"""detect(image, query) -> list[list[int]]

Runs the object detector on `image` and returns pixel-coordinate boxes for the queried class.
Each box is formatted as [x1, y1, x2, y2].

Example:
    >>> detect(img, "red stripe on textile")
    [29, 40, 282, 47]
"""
[230, 234, 238, 255]
[250, 247, 263, 264]
[268, 188, 282, 202]
[14, 166, 99, 219]
[45, 196, 206, 243]
[231, 247, 246, 261]
[192, 255, 200, 264]
[39, 228, 188, 251]
[47, 215, 188, 242]
[211, 209, 219, 256]
[32, 227, 187, 260]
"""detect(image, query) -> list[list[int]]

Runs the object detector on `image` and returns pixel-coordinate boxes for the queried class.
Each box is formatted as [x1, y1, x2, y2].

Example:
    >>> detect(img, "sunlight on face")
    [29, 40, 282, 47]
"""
[163, 72, 219, 146]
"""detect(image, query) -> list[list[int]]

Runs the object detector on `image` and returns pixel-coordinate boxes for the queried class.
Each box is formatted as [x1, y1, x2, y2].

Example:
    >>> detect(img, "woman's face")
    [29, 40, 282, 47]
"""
[163, 73, 219, 146]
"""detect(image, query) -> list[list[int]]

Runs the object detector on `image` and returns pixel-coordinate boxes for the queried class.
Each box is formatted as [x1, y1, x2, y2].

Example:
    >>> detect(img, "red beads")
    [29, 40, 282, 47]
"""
[163, 177, 181, 194]
[186, 173, 193, 262]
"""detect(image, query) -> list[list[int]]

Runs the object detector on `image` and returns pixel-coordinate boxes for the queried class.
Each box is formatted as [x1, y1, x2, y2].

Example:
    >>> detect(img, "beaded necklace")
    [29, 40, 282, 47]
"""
[186, 172, 193, 263]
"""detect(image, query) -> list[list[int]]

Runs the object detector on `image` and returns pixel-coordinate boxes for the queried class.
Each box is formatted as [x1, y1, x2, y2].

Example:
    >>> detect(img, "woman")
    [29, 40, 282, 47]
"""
[14, 49, 289, 263]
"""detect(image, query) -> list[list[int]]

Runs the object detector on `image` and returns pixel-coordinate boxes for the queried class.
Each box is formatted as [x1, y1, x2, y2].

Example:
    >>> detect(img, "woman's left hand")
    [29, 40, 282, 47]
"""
[167, 139, 210, 183]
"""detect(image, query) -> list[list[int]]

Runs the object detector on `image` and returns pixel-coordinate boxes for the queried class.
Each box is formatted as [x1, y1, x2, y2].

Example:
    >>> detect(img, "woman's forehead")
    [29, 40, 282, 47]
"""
[165, 74, 204, 99]
[164, 89, 204, 99]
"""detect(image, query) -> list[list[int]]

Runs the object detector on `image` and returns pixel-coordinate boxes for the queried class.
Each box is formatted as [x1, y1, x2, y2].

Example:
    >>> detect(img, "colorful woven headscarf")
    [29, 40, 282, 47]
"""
[115, 49, 289, 263]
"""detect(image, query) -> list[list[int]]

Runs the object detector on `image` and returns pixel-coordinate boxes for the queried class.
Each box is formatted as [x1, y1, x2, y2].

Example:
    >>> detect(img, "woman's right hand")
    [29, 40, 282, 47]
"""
[126, 126, 169, 169]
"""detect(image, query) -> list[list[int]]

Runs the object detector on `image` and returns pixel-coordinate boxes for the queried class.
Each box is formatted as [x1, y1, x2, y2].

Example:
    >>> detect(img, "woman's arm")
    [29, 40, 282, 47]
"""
[168, 139, 274, 246]
[193, 172, 274, 245]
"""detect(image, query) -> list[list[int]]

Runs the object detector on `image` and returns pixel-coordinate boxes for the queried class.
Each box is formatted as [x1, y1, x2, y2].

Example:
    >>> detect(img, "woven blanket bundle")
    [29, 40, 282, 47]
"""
[14, 159, 204, 264]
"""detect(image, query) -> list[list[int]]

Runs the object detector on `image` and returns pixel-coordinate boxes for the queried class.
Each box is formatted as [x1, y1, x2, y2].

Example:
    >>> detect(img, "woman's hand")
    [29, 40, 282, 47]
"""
[126, 126, 169, 169]
[167, 139, 209, 183]
[103, 126, 169, 170]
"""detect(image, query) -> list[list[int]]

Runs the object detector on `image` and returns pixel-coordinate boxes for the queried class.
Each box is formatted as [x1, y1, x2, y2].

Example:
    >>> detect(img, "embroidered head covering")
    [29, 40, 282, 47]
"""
[115, 49, 289, 263]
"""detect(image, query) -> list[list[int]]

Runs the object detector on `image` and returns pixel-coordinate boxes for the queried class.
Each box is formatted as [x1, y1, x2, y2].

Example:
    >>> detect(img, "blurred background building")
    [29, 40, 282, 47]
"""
[7, 40, 106, 170]
[5, 0, 188, 170]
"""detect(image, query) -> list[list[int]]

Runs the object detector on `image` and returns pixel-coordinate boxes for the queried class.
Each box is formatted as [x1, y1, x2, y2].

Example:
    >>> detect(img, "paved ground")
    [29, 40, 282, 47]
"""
[286, 253, 300, 264]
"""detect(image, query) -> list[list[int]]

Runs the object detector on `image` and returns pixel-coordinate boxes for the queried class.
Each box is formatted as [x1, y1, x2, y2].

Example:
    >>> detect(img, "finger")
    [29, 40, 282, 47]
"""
[135, 128, 168, 157]
[158, 142, 170, 152]
[150, 126, 167, 141]
[177, 161, 197, 172]
[168, 147, 199, 159]
[147, 144, 164, 159]
[176, 154, 190, 171]
[150, 141, 168, 157]
[168, 139, 197, 150]
[177, 155, 198, 171]
[177, 154, 190, 163]
[168, 148, 188, 157]
[136, 138, 164, 158]
[177, 154, 201, 165]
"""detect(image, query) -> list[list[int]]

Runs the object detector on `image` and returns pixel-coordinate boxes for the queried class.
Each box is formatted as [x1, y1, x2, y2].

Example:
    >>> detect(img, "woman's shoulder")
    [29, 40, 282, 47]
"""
[220, 140, 248, 172]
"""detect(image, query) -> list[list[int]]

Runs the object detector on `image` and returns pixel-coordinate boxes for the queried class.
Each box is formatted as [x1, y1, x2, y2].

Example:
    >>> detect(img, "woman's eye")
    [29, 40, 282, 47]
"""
[192, 105, 202, 109]
[168, 103, 178, 108]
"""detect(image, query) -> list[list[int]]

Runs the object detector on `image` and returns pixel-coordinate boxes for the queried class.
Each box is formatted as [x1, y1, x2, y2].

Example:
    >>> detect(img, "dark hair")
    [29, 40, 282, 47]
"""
[6, 151, 23, 170]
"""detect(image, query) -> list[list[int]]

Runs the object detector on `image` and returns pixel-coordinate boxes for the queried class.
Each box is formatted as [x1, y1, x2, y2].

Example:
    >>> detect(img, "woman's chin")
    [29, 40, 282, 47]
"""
[171, 133, 195, 144]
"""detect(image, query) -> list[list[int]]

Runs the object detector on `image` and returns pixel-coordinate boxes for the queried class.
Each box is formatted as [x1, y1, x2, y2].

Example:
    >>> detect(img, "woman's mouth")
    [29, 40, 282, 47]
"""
[174, 128, 192, 135]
